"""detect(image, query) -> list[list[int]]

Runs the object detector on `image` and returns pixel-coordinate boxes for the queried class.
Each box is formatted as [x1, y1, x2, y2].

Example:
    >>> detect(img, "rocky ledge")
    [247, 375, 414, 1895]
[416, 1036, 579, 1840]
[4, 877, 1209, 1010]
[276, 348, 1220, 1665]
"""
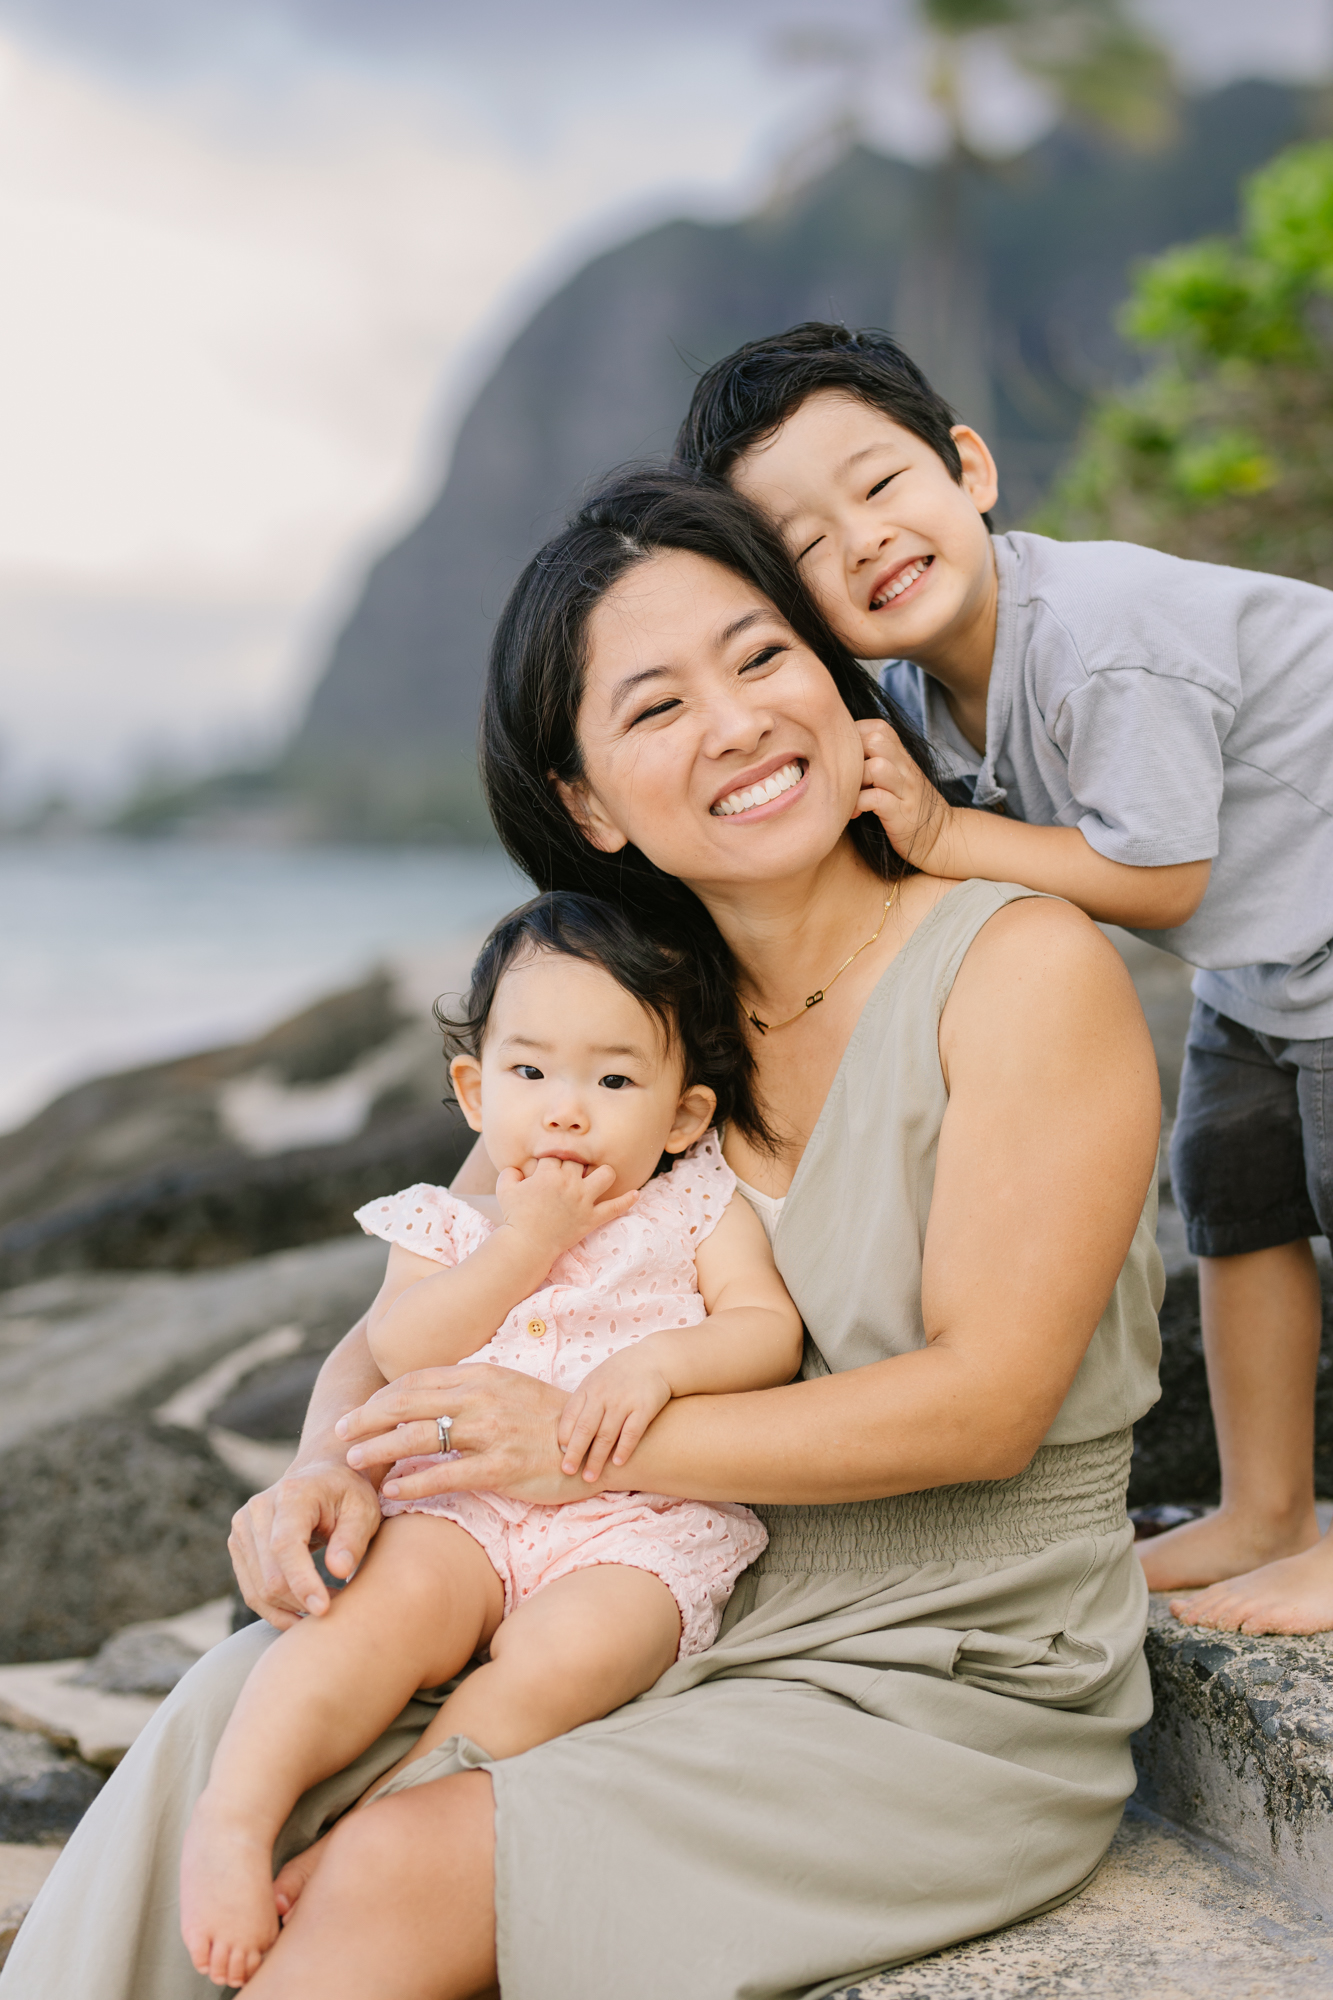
[1134, 1597, 1333, 1914]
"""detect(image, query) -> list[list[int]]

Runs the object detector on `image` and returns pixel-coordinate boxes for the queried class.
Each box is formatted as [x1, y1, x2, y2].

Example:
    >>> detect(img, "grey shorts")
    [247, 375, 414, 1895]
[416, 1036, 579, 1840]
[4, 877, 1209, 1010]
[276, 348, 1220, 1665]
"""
[1169, 998, 1333, 1257]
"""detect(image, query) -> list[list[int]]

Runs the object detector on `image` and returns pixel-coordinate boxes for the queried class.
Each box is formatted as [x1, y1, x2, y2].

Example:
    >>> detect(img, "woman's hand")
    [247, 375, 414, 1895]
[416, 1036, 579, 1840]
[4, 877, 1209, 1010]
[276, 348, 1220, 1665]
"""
[228, 1457, 385, 1627]
[336, 1365, 598, 1506]
[855, 718, 953, 870]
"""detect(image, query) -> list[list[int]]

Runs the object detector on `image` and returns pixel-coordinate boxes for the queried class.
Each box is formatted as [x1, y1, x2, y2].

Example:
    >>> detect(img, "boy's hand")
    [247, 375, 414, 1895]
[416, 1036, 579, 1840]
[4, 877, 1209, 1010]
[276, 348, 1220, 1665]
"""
[557, 1348, 673, 1481]
[855, 718, 954, 872]
[496, 1156, 639, 1266]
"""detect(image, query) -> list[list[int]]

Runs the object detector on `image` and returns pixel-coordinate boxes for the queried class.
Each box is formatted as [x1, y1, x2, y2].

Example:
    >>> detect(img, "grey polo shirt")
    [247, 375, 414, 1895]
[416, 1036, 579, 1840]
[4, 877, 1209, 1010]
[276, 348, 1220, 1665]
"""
[880, 530, 1333, 1039]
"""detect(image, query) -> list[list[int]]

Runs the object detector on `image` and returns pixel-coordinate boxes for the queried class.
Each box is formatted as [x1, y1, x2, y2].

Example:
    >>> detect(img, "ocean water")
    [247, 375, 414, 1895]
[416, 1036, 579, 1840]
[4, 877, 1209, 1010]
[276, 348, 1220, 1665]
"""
[0, 839, 527, 1134]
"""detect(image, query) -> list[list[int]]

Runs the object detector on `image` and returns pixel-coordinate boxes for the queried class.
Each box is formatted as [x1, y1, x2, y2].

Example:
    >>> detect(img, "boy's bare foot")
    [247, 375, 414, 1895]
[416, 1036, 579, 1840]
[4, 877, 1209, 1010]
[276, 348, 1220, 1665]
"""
[1136, 1504, 1319, 1593]
[272, 1829, 333, 1920]
[180, 1795, 279, 1988]
[1169, 1536, 1333, 1635]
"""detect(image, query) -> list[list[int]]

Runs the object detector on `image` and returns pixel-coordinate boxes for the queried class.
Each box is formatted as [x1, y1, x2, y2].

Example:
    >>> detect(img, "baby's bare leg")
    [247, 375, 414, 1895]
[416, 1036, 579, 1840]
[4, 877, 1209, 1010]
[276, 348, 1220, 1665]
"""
[180, 1515, 503, 1990]
[365, 1564, 681, 1794]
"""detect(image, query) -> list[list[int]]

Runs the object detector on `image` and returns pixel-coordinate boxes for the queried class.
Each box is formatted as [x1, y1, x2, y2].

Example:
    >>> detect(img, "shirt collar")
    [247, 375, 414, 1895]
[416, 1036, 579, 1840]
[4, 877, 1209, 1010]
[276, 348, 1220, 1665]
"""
[971, 533, 1018, 810]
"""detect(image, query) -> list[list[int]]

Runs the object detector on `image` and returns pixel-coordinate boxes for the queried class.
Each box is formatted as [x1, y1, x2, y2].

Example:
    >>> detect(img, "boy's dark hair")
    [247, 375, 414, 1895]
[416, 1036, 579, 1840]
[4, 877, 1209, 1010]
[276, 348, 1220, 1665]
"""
[480, 466, 948, 1150]
[673, 321, 972, 498]
[439, 890, 764, 1150]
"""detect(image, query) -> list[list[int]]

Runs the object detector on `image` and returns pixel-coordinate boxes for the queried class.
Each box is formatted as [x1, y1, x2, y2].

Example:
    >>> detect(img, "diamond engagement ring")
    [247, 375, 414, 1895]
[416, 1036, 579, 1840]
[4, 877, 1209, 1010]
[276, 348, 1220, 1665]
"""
[436, 1414, 454, 1455]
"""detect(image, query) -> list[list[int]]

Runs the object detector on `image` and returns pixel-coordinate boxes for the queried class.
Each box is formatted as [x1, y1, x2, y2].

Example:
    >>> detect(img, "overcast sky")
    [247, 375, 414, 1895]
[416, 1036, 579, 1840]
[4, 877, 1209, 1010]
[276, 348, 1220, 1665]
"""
[1, 0, 1330, 808]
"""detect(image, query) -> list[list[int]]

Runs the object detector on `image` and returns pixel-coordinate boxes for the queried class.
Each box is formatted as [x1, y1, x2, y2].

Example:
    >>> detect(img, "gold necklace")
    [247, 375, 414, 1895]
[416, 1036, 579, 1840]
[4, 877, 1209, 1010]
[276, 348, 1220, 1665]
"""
[746, 881, 901, 1035]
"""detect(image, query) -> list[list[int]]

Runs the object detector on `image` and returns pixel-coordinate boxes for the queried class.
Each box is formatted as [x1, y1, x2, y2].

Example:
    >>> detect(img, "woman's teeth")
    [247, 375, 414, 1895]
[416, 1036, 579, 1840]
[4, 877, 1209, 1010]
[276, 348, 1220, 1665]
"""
[870, 556, 931, 611]
[712, 761, 804, 818]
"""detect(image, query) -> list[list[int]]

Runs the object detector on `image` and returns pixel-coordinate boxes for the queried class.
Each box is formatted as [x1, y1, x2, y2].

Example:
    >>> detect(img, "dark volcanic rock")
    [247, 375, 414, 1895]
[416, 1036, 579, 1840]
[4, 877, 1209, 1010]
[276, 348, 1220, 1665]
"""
[0, 1414, 250, 1663]
[208, 1349, 325, 1440]
[0, 1726, 104, 1843]
[0, 972, 473, 1286]
[1133, 1600, 1333, 1914]
[0, 1101, 472, 1288]
[1128, 1263, 1333, 1508]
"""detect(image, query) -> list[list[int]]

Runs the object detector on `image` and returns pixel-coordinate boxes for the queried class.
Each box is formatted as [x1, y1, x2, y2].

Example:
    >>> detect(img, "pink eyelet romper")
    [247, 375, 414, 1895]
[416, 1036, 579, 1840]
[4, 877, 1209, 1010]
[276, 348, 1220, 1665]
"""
[353, 1133, 767, 1657]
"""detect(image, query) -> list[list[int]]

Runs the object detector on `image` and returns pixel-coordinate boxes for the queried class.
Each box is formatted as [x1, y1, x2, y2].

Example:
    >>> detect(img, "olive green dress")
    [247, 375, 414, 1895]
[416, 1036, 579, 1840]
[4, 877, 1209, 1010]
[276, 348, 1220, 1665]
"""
[1, 881, 1162, 2000]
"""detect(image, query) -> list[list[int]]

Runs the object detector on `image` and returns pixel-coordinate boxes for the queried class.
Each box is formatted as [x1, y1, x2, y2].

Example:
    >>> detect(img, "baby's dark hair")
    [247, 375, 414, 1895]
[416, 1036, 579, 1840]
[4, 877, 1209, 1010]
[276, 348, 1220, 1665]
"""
[437, 890, 769, 1147]
[674, 322, 985, 524]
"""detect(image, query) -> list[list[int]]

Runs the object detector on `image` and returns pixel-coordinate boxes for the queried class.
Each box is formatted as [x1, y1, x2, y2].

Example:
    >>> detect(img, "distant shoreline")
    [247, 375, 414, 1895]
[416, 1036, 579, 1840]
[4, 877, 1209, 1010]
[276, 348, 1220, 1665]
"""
[0, 838, 523, 1135]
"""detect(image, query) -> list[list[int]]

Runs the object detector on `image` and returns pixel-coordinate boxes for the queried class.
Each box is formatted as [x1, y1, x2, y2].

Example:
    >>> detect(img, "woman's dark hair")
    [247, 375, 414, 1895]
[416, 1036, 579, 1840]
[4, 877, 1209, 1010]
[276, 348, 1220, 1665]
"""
[479, 465, 945, 1147]
[439, 890, 758, 1150]
[673, 322, 980, 511]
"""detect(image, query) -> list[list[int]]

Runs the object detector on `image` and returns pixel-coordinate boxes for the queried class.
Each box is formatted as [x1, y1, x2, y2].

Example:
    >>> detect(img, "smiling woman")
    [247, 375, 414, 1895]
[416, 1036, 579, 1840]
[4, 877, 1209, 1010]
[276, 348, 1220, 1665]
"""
[4, 469, 1163, 2000]
[484, 465, 938, 895]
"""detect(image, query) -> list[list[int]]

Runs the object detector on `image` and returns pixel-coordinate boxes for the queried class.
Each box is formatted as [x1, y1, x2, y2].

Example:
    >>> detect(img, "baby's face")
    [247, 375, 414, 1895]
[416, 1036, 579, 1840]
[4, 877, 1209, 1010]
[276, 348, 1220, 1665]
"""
[449, 950, 715, 1199]
[728, 389, 998, 667]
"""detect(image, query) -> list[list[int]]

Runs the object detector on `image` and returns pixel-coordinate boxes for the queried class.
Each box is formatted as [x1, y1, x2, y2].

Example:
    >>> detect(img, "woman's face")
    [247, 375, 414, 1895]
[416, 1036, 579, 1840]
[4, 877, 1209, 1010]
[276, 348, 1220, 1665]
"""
[563, 549, 867, 898]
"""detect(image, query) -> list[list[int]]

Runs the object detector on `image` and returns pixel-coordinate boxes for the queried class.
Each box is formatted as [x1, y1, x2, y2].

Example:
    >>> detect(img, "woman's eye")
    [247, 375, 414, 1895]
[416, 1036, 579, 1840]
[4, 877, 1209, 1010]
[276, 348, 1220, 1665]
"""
[741, 644, 787, 674]
[795, 535, 824, 563]
[600, 1074, 632, 1091]
[867, 473, 897, 500]
[629, 697, 681, 728]
[514, 1064, 544, 1081]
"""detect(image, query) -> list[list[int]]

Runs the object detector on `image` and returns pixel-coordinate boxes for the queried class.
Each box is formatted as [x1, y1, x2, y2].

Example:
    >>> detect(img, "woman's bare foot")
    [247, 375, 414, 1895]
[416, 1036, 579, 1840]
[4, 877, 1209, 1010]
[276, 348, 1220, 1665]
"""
[273, 1829, 334, 1921]
[1170, 1535, 1333, 1635]
[180, 1795, 279, 1987]
[1136, 1503, 1319, 1593]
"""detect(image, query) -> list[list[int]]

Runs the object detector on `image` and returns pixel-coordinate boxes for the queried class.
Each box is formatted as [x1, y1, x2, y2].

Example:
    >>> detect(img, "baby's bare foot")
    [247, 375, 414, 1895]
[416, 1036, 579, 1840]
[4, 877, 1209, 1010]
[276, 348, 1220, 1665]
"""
[180, 1795, 279, 1988]
[1170, 1538, 1333, 1635]
[1136, 1505, 1318, 1593]
[273, 1829, 333, 1920]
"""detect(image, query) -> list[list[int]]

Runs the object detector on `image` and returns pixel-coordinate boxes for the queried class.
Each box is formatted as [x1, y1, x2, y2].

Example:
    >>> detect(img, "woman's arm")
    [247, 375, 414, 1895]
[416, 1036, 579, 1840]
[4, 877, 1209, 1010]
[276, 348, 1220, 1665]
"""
[228, 1142, 506, 1624]
[555, 1196, 805, 1478]
[340, 899, 1160, 1507]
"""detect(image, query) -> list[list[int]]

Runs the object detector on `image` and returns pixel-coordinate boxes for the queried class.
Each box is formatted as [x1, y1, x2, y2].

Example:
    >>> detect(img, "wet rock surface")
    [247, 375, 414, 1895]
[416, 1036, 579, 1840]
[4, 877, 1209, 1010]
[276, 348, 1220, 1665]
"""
[0, 1727, 103, 1845]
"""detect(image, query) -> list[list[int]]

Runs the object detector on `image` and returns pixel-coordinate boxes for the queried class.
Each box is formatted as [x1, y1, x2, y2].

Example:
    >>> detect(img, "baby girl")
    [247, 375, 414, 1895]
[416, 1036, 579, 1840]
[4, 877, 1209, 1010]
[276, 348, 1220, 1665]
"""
[180, 890, 803, 1987]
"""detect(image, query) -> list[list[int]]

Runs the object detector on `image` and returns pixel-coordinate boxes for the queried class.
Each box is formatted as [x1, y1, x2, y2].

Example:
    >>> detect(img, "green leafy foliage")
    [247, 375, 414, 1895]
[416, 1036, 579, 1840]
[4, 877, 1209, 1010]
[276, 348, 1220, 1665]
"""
[1037, 140, 1333, 581]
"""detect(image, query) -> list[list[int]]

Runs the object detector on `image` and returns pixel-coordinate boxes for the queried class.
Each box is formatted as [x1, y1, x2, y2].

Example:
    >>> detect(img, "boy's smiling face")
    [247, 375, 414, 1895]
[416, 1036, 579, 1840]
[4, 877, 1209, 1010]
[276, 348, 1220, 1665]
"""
[729, 389, 999, 675]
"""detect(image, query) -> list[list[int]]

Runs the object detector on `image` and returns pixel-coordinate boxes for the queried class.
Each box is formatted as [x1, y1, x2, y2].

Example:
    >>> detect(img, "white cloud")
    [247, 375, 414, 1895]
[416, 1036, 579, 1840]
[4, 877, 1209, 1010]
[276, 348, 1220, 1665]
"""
[0, 29, 812, 799]
[1136, 0, 1333, 91]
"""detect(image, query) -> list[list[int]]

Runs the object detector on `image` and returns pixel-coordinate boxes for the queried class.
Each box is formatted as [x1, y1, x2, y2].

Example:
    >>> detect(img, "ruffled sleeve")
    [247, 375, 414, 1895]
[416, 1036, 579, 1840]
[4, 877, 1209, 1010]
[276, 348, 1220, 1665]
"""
[353, 1183, 493, 1266]
[661, 1130, 736, 1247]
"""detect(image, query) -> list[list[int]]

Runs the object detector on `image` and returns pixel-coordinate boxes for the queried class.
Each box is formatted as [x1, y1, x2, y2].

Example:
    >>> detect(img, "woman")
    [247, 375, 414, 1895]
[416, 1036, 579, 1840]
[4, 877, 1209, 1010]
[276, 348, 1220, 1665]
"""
[4, 471, 1161, 2000]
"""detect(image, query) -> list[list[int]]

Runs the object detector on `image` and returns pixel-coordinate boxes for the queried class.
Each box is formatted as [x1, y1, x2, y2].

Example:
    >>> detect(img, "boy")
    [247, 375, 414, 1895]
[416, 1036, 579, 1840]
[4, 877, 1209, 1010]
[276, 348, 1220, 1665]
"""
[675, 321, 1333, 1637]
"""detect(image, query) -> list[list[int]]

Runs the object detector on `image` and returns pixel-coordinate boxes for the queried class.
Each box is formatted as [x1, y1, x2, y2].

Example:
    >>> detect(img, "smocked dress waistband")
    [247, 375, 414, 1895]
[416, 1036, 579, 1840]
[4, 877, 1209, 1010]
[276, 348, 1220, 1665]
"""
[750, 1428, 1132, 1575]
